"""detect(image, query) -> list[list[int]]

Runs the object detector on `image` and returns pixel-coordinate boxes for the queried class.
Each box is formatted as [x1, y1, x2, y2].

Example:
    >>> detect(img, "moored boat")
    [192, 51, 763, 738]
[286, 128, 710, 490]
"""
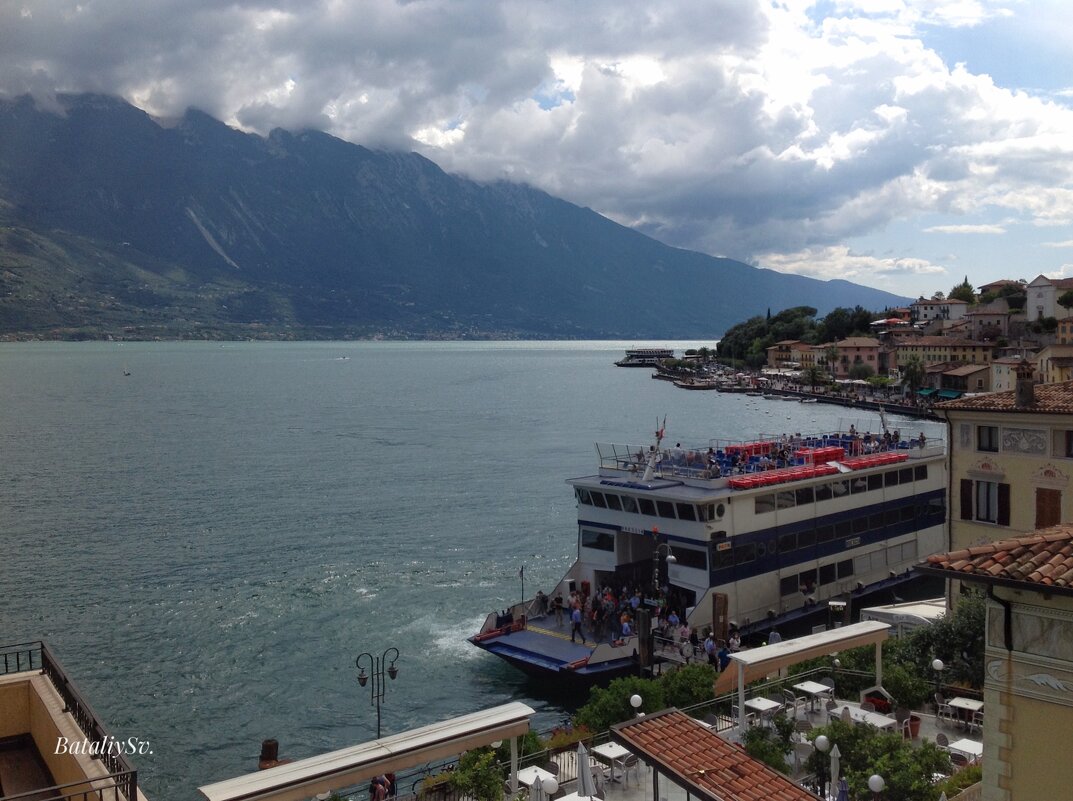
[470, 422, 946, 683]
[615, 348, 675, 367]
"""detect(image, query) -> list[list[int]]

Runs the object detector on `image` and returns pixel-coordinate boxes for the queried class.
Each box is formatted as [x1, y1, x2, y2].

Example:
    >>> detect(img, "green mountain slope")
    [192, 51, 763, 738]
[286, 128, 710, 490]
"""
[0, 94, 909, 339]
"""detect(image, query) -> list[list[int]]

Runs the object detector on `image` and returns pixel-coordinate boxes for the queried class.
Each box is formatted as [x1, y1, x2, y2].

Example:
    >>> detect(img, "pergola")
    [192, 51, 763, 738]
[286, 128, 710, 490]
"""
[714, 621, 891, 731]
[198, 702, 535, 801]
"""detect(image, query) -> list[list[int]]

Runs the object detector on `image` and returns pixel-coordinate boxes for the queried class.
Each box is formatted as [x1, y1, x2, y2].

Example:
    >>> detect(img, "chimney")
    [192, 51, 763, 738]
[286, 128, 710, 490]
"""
[1014, 360, 1036, 407]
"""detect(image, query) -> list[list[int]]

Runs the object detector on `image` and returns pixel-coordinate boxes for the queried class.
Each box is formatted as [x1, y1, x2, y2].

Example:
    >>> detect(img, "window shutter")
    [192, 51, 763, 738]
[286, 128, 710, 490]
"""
[960, 479, 973, 520]
[998, 483, 1011, 526]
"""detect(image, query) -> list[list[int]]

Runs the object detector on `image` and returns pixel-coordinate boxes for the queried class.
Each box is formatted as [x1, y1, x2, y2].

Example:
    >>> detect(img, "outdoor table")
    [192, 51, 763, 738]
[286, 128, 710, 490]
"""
[948, 738, 983, 761]
[591, 742, 631, 782]
[516, 766, 556, 788]
[745, 697, 783, 725]
[793, 680, 834, 712]
[833, 705, 897, 730]
[948, 697, 984, 728]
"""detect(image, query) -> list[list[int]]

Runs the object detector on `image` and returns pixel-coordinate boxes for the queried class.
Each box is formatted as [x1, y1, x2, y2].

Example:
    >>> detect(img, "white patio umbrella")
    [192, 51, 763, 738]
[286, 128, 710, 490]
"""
[829, 744, 841, 792]
[575, 742, 599, 799]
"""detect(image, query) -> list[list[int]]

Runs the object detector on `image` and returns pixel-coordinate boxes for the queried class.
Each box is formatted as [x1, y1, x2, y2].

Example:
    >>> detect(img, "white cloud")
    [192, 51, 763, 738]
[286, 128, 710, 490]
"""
[924, 224, 1006, 233]
[2, 0, 1073, 296]
[1042, 240, 1073, 248]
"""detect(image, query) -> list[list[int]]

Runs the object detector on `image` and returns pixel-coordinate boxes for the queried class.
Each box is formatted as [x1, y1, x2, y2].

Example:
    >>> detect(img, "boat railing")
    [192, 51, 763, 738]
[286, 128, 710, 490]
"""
[597, 431, 945, 483]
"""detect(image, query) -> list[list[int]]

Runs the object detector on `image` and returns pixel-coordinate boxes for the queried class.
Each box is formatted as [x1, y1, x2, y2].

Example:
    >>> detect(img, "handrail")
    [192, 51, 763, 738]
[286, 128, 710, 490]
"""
[0, 770, 137, 801]
[0, 641, 138, 801]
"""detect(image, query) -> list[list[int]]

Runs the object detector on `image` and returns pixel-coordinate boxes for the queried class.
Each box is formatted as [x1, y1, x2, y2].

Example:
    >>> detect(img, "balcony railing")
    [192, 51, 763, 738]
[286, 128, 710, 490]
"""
[0, 641, 138, 801]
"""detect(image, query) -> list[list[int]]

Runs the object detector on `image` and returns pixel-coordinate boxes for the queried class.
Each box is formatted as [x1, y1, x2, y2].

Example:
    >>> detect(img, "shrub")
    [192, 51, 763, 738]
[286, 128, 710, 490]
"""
[574, 675, 664, 733]
[662, 663, 717, 707]
[449, 749, 504, 801]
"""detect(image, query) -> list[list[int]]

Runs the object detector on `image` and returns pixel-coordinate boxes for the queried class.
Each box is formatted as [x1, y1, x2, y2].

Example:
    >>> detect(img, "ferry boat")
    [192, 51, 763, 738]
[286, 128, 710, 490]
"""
[615, 348, 675, 367]
[470, 422, 947, 683]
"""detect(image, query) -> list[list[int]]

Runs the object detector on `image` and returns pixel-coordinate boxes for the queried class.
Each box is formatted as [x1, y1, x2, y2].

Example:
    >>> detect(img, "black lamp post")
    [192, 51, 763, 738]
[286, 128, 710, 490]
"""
[653, 541, 676, 595]
[356, 647, 400, 739]
[814, 734, 830, 798]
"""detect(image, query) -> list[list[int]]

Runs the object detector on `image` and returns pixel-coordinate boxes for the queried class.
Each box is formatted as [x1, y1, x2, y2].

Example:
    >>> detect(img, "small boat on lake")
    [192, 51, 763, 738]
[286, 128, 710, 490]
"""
[615, 348, 675, 367]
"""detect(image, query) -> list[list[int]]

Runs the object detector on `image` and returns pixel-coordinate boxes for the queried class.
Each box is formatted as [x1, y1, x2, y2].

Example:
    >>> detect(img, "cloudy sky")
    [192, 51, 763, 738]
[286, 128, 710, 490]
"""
[4, 0, 1073, 299]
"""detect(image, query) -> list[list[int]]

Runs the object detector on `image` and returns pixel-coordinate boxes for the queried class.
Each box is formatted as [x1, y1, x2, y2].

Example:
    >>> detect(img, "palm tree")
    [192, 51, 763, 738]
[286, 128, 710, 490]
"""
[902, 356, 926, 394]
[802, 365, 825, 391]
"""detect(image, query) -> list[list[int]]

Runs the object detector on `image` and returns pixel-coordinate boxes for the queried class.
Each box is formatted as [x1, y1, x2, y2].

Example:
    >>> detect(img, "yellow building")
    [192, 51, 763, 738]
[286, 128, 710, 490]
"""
[1035, 344, 1073, 384]
[935, 367, 1073, 562]
[896, 336, 995, 369]
[920, 527, 1073, 801]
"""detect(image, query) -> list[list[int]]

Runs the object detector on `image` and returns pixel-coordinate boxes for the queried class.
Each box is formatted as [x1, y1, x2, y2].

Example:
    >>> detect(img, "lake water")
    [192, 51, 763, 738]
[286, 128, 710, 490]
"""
[0, 341, 937, 801]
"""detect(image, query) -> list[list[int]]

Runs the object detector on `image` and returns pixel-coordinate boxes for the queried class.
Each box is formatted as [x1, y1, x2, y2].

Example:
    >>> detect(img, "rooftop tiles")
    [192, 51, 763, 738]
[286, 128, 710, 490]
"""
[921, 524, 1073, 592]
[935, 379, 1073, 413]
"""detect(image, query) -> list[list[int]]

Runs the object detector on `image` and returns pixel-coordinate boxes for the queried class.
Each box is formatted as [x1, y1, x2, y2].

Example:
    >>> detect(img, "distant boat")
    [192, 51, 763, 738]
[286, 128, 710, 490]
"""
[615, 348, 675, 367]
[800, 397, 818, 404]
[123, 368, 131, 376]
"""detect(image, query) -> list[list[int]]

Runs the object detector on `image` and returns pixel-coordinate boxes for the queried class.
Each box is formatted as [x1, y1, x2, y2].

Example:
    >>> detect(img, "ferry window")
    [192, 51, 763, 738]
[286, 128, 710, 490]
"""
[656, 500, 677, 518]
[621, 496, 638, 514]
[884, 470, 899, 487]
[852, 516, 868, 534]
[581, 529, 615, 551]
[928, 497, 945, 519]
[867, 474, 883, 491]
[713, 544, 735, 569]
[850, 478, 868, 494]
[819, 563, 836, 584]
[815, 483, 833, 502]
[798, 529, 815, 549]
[776, 491, 796, 509]
[673, 547, 707, 570]
[795, 486, 815, 505]
[676, 503, 697, 521]
[590, 491, 607, 508]
[798, 570, 817, 593]
[638, 498, 656, 516]
[605, 493, 622, 511]
[837, 559, 854, 578]
[778, 532, 797, 552]
[835, 520, 852, 539]
[715, 503, 725, 518]
[735, 543, 756, 564]
[831, 480, 849, 497]
[885, 508, 899, 527]
[869, 513, 885, 532]
[914, 465, 927, 481]
[780, 575, 799, 596]
[978, 425, 999, 452]
[578, 489, 592, 505]
[755, 494, 776, 514]
[900, 504, 916, 522]
[816, 525, 834, 544]
[899, 468, 914, 483]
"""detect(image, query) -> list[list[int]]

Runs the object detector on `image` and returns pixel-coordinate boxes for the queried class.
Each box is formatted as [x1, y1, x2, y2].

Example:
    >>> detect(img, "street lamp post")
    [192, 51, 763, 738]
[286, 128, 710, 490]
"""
[932, 658, 945, 701]
[814, 734, 830, 799]
[356, 647, 400, 739]
[868, 773, 885, 800]
[653, 541, 676, 596]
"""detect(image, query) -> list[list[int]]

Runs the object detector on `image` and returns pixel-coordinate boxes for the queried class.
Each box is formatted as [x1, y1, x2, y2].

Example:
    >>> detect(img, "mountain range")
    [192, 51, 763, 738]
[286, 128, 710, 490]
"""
[0, 94, 909, 340]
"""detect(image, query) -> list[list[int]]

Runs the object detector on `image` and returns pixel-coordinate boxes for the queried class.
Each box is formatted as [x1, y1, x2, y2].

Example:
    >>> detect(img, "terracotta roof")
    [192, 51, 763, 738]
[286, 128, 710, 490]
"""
[944, 364, 989, 376]
[835, 337, 880, 347]
[935, 379, 1073, 412]
[896, 336, 983, 347]
[919, 525, 1073, 594]
[911, 298, 969, 305]
[611, 710, 815, 801]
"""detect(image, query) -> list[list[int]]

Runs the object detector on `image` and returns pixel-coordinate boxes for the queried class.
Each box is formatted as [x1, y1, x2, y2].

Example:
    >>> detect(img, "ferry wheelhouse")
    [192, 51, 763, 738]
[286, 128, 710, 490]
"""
[615, 348, 675, 367]
[470, 425, 947, 682]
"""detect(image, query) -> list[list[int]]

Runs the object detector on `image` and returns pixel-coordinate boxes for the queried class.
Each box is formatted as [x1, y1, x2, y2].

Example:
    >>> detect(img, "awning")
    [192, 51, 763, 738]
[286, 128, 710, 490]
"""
[714, 621, 890, 697]
[937, 389, 963, 399]
[916, 388, 937, 397]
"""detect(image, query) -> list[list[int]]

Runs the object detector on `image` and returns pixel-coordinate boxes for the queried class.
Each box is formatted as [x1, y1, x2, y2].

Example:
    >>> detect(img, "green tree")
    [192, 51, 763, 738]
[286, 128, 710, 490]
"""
[662, 663, 717, 707]
[1059, 289, 1073, 312]
[802, 365, 826, 391]
[574, 675, 665, 733]
[450, 749, 505, 801]
[948, 276, 975, 303]
[823, 345, 841, 378]
[804, 720, 950, 801]
[902, 355, 926, 393]
[848, 362, 875, 380]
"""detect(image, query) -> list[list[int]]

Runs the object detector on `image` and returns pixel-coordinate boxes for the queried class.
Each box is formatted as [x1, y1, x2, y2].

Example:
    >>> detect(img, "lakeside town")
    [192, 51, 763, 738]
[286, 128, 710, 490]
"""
[6, 274, 1073, 801]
